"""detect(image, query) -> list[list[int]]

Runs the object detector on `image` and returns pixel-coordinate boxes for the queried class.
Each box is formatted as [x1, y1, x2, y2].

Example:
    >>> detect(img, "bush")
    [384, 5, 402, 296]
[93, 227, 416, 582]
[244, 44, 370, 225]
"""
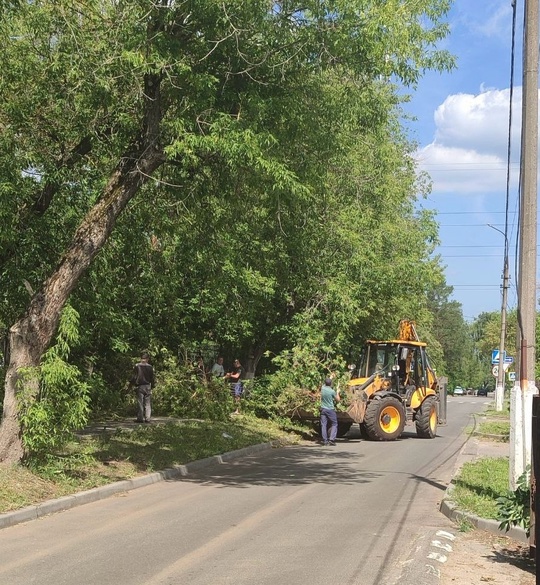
[18, 306, 90, 459]
[497, 467, 531, 536]
[151, 350, 233, 420]
[87, 370, 132, 418]
[241, 375, 306, 419]
[262, 333, 351, 420]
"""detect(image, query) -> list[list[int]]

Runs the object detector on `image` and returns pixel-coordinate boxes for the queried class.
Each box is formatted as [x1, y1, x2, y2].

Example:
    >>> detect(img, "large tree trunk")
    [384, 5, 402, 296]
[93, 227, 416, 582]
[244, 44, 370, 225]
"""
[244, 342, 266, 380]
[0, 76, 166, 462]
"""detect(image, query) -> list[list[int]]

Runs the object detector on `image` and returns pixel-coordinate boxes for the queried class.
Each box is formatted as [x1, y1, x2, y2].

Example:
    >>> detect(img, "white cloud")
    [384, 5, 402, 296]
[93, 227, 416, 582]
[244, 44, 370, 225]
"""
[433, 88, 521, 156]
[416, 87, 525, 194]
[416, 143, 510, 194]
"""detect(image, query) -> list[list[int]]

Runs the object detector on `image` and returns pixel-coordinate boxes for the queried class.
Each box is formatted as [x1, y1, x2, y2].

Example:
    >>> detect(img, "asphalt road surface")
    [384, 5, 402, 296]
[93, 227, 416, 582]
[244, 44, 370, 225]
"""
[0, 397, 489, 585]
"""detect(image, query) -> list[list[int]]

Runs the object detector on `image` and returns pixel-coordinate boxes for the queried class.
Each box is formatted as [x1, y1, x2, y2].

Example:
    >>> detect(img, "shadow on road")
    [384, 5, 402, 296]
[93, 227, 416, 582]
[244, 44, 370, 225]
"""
[174, 443, 382, 488]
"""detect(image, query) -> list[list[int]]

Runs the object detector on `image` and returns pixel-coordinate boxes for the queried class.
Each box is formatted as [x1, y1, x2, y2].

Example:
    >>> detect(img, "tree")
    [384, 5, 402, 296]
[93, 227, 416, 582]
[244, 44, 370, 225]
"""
[0, 0, 453, 461]
[426, 281, 474, 386]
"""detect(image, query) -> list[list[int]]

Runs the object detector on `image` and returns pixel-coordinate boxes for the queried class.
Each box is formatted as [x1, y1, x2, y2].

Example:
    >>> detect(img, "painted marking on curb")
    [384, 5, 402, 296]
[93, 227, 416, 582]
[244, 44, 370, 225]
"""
[435, 530, 456, 541]
[425, 564, 441, 578]
[431, 540, 453, 552]
[427, 551, 448, 563]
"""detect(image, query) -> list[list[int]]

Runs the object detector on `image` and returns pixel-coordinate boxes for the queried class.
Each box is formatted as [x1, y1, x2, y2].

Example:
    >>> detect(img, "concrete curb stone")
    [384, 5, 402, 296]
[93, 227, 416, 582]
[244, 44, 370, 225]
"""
[439, 436, 528, 544]
[0, 441, 274, 530]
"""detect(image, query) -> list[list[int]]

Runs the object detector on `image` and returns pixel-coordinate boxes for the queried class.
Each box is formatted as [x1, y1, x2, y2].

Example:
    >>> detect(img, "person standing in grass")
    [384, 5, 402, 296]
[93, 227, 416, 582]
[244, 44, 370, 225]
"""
[132, 352, 155, 423]
[320, 377, 340, 446]
[225, 358, 244, 415]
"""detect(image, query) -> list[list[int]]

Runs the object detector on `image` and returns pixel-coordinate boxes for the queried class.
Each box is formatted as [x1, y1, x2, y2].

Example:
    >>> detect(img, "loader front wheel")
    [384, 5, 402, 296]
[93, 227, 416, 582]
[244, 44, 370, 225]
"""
[415, 396, 438, 438]
[364, 397, 406, 441]
[312, 421, 352, 438]
[337, 422, 353, 438]
[359, 423, 369, 440]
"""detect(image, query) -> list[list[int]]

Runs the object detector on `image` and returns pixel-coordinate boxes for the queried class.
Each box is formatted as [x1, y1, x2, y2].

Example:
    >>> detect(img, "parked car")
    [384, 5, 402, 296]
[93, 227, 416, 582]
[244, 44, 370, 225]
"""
[477, 387, 489, 396]
[453, 386, 465, 396]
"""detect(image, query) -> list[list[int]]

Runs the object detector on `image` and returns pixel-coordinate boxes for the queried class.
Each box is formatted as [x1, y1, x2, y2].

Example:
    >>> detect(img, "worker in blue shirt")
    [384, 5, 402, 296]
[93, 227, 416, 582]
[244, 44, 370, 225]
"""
[320, 377, 340, 446]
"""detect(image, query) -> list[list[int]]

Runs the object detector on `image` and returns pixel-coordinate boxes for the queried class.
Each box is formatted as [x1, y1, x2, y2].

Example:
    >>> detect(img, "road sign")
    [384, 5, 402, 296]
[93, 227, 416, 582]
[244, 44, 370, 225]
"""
[492, 365, 499, 377]
[492, 351, 513, 365]
[508, 371, 516, 382]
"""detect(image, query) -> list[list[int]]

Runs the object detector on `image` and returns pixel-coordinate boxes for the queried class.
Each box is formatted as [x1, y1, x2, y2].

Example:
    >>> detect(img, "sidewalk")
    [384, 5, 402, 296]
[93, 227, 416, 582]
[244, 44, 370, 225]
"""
[439, 436, 535, 585]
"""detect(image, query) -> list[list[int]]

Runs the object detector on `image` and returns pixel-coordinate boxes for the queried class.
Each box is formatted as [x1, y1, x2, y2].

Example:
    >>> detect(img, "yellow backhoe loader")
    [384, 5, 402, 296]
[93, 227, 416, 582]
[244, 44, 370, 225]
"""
[345, 319, 439, 440]
[294, 320, 440, 441]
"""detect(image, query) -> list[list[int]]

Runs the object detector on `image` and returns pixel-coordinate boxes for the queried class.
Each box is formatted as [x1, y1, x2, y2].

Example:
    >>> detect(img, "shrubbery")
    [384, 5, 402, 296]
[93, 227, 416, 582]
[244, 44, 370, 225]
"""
[18, 306, 90, 459]
[497, 467, 531, 536]
[151, 351, 233, 421]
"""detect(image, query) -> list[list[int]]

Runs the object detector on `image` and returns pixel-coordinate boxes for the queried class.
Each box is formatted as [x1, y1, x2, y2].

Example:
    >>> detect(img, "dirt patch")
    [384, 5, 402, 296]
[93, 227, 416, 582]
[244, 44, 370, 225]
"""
[441, 529, 535, 585]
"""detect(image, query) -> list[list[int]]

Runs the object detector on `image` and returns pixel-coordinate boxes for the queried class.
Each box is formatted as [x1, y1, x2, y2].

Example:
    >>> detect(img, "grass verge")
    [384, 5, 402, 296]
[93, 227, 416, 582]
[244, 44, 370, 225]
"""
[0, 415, 306, 514]
[475, 420, 510, 439]
[451, 456, 509, 520]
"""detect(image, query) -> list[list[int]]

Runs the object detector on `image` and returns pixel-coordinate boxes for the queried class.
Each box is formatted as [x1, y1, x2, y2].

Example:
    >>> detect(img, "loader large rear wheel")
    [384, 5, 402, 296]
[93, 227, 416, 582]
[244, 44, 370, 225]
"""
[364, 397, 406, 441]
[415, 396, 438, 438]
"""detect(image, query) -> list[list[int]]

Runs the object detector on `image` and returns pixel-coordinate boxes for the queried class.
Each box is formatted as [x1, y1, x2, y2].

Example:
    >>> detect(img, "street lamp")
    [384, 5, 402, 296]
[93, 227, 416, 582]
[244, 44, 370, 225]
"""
[487, 224, 509, 412]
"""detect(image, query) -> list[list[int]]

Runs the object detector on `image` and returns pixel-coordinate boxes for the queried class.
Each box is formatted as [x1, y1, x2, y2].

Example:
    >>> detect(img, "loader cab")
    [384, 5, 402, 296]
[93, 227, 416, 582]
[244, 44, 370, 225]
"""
[358, 342, 399, 378]
[356, 341, 430, 394]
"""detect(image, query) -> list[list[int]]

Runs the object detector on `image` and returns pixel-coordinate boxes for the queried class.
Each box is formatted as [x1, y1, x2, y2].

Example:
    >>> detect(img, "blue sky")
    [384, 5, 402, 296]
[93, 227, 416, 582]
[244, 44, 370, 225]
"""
[405, 0, 531, 321]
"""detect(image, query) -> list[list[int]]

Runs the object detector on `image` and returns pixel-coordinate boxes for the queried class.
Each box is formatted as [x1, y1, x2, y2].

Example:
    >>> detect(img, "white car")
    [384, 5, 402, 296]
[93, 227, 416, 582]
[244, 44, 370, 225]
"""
[453, 386, 465, 396]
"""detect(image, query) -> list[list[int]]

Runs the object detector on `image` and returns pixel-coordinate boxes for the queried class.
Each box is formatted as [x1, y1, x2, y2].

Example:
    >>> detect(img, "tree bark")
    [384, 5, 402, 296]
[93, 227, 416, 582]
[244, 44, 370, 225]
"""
[0, 68, 166, 463]
[244, 342, 266, 379]
[0, 76, 166, 462]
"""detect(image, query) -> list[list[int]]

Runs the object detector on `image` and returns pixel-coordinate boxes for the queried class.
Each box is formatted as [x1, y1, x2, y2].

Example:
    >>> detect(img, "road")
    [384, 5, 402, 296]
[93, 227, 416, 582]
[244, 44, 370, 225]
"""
[0, 397, 489, 585]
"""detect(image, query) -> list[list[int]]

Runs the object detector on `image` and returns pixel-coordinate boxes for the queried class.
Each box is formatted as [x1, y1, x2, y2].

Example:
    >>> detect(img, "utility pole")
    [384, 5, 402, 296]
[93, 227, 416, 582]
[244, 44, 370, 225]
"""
[496, 256, 510, 412]
[488, 224, 510, 412]
[512, 0, 538, 490]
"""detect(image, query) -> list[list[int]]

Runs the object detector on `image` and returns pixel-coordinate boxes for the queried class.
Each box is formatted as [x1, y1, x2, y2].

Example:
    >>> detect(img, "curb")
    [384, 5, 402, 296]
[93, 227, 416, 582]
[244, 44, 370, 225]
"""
[0, 441, 274, 531]
[440, 484, 528, 544]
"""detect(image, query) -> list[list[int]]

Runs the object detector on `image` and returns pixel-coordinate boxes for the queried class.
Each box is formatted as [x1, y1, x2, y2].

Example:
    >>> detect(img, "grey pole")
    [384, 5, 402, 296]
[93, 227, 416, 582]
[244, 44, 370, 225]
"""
[496, 256, 510, 411]
[512, 0, 538, 489]
[488, 224, 510, 412]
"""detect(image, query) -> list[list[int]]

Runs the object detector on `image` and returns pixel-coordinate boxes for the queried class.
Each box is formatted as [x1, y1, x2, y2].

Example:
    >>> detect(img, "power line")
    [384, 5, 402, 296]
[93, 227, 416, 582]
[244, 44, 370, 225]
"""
[432, 211, 521, 215]
[438, 245, 520, 248]
[437, 223, 516, 227]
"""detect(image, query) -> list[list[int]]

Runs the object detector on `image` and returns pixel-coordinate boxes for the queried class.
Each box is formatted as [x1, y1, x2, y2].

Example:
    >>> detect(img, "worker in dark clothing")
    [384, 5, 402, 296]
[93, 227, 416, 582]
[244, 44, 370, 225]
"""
[225, 359, 244, 415]
[132, 352, 155, 423]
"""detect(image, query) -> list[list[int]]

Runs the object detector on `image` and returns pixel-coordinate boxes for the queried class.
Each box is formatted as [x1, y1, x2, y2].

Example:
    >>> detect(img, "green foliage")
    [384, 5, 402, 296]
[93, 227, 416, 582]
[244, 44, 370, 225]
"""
[451, 457, 510, 520]
[259, 313, 353, 418]
[151, 350, 233, 421]
[18, 306, 90, 458]
[497, 467, 531, 536]
[87, 370, 130, 419]
[457, 518, 475, 533]
[476, 420, 510, 440]
[246, 375, 320, 420]
[0, 0, 458, 437]
[240, 376, 279, 419]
